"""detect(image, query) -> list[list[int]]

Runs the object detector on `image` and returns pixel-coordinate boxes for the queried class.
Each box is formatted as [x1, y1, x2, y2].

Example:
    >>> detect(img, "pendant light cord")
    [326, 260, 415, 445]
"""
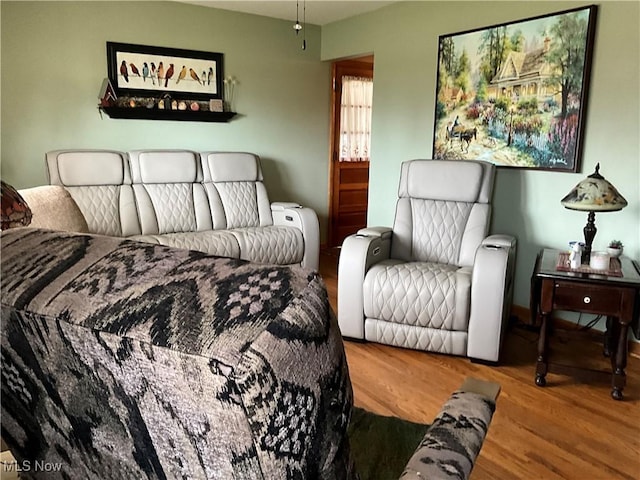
[302, 0, 306, 50]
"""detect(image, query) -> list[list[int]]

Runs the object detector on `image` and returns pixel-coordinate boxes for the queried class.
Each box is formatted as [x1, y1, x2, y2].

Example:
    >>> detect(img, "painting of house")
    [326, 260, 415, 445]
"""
[487, 37, 557, 106]
[432, 6, 597, 171]
[442, 86, 466, 107]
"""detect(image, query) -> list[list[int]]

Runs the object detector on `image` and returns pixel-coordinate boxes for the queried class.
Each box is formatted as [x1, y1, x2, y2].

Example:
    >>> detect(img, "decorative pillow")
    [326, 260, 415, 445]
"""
[18, 185, 89, 233]
[1, 181, 32, 229]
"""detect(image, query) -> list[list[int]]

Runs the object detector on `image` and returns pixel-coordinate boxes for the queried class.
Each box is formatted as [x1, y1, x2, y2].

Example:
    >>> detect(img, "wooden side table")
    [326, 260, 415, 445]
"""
[530, 248, 640, 400]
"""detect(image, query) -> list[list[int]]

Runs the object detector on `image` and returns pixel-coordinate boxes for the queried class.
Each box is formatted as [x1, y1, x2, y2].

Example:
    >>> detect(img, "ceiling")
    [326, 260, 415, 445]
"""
[176, 1, 398, 26]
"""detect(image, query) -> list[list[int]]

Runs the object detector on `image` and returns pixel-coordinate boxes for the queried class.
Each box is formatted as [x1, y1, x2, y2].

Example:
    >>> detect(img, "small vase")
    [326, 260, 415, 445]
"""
[606, 247, 622, 258]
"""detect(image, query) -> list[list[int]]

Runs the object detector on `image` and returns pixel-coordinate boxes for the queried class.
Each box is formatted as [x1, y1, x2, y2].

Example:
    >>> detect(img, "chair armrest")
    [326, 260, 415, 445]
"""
[400, 378, 500, 480]
[271, 201, 301, 210]
[337, 228, 392, 339]
[468, 235, 517, 362]
[482, 234, 516, 249]
[271, 202, 320, 270]
[356, 226, 393, 238]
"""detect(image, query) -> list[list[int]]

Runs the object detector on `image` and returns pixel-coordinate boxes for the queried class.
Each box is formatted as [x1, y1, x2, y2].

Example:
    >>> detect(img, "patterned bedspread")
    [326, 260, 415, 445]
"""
[1, 228, 355, 479]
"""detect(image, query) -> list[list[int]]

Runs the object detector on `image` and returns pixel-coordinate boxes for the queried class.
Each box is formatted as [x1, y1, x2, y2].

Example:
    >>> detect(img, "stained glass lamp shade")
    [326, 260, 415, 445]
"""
[561, 163, 627, 262]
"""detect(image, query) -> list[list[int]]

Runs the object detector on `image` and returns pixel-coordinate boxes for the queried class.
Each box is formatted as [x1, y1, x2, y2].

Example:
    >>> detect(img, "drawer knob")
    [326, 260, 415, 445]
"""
[583, 296, 591, 304]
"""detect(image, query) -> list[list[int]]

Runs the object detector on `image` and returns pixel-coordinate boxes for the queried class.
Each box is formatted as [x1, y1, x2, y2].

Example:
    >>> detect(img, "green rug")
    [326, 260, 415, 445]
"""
[347, 407, 430, 480]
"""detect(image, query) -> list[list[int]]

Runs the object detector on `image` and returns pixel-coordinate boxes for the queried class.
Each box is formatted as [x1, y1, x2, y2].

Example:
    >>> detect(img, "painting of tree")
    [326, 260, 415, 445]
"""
[432, 6, 597, 172]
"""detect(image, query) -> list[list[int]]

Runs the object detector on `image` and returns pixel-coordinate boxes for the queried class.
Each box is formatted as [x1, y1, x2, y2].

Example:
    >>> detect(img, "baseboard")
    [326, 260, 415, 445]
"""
[510, 304, 640, 360]
[510, 304, 531, 325]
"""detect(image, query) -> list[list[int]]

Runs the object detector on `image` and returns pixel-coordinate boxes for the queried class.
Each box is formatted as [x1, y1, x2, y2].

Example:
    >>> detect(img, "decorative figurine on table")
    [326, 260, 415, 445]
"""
[569, 241, 584, 269]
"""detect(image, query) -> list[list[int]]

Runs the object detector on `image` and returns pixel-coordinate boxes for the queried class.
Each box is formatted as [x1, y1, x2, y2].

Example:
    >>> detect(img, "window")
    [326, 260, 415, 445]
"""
[339, 76, 373, 162]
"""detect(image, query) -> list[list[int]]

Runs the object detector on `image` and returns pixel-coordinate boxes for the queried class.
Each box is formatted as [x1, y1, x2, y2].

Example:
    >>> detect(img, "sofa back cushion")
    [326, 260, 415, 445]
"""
[129, 150, 212, 235]
[391, 159, 494, 267]
[45, 150, 139, 236]
[201, 152, 273, 229]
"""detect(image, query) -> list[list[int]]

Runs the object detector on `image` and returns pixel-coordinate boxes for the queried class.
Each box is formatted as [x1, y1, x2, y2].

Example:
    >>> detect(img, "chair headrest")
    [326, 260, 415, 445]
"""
[201, 152, 263, 182]
[128, 150, 202, 183]
[398, 159, 494, 203]
[46, 150, 130, 186]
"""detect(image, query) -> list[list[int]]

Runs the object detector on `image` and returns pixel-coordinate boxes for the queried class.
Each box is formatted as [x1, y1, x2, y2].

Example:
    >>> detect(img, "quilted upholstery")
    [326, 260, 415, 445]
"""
[69, 186, 122, 236]
[215, 182, 262, 228]
[410, 199, 473, 264]
[44, 150, 320, 269]
[364, 319, 467, 356]
[129, 150, 212, 235]
[231, 226, 304, 265]
[145, 184, 198, 232]
[338, 159, 516, 362]
[2, 228, 499, 480]
[46, 150, 139, 236]
[129, 231, 241, 259]
[363, 260, 470, 331]
[201, 152, 273, 229]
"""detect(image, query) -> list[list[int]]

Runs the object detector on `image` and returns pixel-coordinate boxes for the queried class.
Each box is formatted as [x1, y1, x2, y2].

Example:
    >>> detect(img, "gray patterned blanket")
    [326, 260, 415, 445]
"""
[1, 228, 354, 479]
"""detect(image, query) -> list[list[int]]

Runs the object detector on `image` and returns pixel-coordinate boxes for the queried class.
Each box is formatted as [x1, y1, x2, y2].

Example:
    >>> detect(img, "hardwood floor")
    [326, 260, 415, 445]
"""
[319, 248, 640, 480]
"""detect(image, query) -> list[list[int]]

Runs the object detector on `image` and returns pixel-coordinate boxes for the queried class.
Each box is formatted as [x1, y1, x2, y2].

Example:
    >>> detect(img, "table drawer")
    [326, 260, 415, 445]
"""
[554, 282, 621, 315]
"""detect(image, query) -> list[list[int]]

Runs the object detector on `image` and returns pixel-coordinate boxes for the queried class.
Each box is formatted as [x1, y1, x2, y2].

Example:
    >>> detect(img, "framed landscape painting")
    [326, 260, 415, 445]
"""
[432, 5, 597, 172]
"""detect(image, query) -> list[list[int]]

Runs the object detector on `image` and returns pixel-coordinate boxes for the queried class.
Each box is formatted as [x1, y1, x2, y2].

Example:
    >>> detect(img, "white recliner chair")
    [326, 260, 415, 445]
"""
[337, 159, 516, 363]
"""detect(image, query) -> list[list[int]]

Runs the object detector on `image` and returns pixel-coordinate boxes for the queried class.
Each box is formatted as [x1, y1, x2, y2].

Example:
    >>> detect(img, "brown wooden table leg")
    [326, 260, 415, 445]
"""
[535, 313, 549, 387]
[611, 320, 628, 401]
[603, 316, 614, 358]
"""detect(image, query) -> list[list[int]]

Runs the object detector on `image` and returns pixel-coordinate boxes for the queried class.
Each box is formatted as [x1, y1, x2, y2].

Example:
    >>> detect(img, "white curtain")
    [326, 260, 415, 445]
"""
[339, 76, 373, 162]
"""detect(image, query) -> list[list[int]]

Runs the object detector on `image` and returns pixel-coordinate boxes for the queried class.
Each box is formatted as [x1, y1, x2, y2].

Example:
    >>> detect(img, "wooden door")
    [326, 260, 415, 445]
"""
[328, 57, 373, 248]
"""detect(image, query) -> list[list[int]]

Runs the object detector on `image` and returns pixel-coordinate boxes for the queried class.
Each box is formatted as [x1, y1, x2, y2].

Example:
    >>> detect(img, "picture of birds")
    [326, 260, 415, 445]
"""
[115, 53, 218, 94]
[157, 62, 164, 85]
[189, 69, 201, 85]
[129, 62, 141, 78]
[176, 65, 187, 84]
[164, 63, 174, 88]
[120, 60, 128, 82]
[142, 63, 150, 83]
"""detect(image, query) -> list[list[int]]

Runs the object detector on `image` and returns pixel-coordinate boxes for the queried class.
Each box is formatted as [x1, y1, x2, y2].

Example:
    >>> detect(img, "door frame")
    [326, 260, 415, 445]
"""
[327, 56, 374, 248]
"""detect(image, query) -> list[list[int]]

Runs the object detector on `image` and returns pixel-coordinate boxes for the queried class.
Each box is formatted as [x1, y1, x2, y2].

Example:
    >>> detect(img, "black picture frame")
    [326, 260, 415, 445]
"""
[107, 42, 224, 101]
[432, 5, 597, 172]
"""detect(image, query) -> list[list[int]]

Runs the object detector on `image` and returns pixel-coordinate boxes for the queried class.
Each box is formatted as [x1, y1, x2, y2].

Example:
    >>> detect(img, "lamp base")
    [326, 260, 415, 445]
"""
[582, 211, 596, 263]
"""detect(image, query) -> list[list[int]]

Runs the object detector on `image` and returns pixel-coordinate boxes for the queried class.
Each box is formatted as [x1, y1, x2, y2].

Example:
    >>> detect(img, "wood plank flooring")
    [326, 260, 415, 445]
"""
[319, 248, 640, 480]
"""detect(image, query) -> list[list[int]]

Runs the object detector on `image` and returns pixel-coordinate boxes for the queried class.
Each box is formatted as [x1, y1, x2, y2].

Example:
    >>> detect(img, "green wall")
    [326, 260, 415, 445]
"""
[1, 1, 331, 237]
[2, 1, 639, 328]
[322, 1, 640, 324]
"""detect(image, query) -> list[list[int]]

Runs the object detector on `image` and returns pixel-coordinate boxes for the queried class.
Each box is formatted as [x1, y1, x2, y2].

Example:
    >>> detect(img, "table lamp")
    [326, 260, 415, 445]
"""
[561, 163, 627, 263]
[1, 180, 32, 230]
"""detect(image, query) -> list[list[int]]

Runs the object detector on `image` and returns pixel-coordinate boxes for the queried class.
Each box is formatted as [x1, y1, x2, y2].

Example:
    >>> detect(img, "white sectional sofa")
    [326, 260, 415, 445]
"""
[42, 149, 320, 269]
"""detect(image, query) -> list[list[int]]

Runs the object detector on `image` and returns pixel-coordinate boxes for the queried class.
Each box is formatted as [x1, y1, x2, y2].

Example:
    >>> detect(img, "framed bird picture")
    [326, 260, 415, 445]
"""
[106, 42, 224, 101]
